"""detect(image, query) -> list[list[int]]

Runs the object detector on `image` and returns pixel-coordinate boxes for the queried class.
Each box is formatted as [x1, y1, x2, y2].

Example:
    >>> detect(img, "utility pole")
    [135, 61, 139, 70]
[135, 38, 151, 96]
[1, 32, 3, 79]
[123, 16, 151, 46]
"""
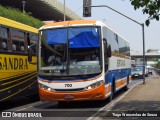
[83, 2, 146, 84]
[63, 0, 66, 21]
[22, 1, 26, 13]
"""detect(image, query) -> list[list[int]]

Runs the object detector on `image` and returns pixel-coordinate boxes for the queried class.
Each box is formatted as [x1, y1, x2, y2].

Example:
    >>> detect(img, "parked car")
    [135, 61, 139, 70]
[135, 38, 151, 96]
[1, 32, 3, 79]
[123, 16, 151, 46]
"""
[131, 66, 148, 79]
[146, 66, 153, 75]
[137, 65, 149, 76]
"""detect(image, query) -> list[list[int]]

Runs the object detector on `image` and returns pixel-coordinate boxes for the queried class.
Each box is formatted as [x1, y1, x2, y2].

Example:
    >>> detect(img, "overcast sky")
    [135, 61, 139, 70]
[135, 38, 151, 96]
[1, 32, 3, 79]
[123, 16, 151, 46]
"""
[58, 0, 160, 52]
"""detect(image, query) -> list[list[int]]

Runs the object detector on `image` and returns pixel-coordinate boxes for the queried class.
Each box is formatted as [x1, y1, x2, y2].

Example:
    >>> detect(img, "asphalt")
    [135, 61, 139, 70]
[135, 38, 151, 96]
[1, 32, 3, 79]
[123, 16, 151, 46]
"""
[96, 75, 160, 120]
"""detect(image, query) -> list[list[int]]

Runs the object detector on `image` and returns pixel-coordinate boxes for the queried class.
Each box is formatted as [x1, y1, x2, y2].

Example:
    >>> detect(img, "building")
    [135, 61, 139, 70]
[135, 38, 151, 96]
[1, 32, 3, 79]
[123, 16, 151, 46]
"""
[131, 49, 160, 67]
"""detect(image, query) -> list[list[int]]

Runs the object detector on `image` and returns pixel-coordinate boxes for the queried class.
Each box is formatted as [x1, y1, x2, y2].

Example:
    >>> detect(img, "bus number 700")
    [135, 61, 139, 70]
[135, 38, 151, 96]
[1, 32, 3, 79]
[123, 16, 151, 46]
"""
[65, 84, 72, 87]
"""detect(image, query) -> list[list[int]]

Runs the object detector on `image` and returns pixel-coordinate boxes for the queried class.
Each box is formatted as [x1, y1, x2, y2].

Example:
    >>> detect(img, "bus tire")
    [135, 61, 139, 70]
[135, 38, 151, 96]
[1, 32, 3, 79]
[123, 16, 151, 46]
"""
[124, 76, 129, 91]
[108, 92, 113, 102]
[124, 84, 128, 91]
[107, 80, 115, 102]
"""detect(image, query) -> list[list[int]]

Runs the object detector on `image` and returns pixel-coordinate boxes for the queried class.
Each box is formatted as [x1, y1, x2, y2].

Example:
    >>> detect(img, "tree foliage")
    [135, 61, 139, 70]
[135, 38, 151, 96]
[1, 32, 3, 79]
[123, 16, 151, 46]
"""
[155, 62, 160, 68]
[0, 5, 44, 28]
[129, 0, 160, 26]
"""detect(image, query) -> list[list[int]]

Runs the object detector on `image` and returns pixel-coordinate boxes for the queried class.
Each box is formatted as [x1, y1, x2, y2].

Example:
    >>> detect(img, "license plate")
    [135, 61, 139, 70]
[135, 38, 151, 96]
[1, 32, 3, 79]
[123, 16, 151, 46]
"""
[134, 75, 138, 76]
[64, 95, 74, 99]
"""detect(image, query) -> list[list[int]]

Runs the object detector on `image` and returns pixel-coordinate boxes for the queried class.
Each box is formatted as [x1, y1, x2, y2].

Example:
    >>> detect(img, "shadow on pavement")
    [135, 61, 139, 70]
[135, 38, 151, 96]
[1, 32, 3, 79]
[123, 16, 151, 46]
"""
[0, 95, 39, 111]
[110, 100, 160, 111]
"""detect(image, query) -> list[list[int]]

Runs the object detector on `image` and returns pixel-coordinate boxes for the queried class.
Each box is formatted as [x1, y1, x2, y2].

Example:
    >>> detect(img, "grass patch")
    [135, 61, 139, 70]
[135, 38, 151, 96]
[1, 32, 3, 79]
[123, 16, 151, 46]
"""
[0, 5, 44, 28]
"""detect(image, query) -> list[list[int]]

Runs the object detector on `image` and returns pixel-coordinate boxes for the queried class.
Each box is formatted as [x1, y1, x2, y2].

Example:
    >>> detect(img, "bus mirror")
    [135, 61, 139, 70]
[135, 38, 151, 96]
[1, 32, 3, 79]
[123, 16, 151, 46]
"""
[107, 44, 111, 57]
[28, 48, 33, 63]
[103, 40, 111, 58]
[28, 43, 37, 64]
[103, 41, 107, 57]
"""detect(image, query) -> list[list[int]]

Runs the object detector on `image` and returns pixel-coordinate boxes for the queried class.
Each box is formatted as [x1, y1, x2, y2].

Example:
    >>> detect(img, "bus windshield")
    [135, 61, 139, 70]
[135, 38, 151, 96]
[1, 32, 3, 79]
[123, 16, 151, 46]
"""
[39, 26, 101, 77]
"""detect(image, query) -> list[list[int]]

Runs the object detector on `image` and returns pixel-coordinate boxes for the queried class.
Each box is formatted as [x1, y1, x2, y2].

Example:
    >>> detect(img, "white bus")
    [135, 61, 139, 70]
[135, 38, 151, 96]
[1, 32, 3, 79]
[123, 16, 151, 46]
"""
[29, 20, 131, 104]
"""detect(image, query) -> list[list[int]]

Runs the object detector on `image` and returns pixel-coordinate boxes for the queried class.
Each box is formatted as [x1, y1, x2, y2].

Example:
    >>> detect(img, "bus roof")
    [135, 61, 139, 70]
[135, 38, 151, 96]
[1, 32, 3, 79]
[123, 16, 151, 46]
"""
[0, 16, 38, 33]
[40, 19, 129, 43]
[40, 20, 97, 30]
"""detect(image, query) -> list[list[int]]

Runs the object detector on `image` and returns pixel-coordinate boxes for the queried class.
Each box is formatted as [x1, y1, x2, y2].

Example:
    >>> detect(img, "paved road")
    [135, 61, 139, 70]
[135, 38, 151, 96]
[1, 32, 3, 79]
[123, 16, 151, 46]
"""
[0, 73, 157, 120]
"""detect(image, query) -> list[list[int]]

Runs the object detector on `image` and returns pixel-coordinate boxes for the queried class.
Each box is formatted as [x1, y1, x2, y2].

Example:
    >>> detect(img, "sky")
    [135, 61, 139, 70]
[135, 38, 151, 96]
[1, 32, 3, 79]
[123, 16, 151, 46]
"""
[58, 0, 160, 52]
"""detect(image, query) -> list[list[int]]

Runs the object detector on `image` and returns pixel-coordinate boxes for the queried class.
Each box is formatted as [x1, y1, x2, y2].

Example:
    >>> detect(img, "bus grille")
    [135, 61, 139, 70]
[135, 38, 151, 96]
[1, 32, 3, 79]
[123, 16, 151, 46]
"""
[54, 88, 84, 92]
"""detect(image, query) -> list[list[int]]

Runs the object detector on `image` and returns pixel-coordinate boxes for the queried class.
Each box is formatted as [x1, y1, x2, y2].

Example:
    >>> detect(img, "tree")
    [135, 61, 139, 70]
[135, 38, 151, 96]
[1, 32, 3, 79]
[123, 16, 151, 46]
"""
[155, 62, 160, 68]
[129, 0, 160, 26]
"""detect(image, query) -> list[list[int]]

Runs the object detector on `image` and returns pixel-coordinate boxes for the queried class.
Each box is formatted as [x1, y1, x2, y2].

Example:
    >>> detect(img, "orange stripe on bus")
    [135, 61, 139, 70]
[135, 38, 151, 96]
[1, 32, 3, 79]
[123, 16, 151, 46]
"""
[116, 78, 127, 89]
[44, 20, 96, 28]
[44, 21, 69, 27]
[129, 76, 132, 81]
[69, 20, 96, 25]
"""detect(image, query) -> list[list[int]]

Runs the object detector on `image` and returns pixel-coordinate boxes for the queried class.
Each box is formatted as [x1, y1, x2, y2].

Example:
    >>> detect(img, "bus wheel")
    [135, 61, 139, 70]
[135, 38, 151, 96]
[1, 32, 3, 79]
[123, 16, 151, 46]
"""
[106, 83, 114, 102]
[123, 84, 128, 91]
[104, 94, 112, 103]
[107, 92, 113, 102]
[124, 77, 129, 91]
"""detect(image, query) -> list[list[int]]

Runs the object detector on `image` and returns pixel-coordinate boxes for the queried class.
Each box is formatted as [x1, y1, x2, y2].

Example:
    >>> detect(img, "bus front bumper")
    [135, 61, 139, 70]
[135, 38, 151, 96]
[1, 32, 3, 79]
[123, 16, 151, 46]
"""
[39, 84, 106, 102]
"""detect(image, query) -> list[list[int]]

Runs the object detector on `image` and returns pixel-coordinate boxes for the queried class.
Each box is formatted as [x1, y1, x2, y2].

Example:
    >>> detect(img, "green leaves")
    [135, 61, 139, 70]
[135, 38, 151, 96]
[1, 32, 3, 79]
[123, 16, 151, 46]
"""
[145, 19, 150, 26]
[155, 62, 160, 68]
[130, 0, 160, 26]
[156, 16, 159, 21]
[0, 5, 44, 28]
[158, 1, 160, 7]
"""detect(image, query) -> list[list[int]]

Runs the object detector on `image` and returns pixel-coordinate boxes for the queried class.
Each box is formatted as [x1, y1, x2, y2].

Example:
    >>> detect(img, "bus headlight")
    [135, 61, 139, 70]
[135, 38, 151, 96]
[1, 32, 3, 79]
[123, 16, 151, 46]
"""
[85, 80, 104, 91]
[39, 83, 53, 92]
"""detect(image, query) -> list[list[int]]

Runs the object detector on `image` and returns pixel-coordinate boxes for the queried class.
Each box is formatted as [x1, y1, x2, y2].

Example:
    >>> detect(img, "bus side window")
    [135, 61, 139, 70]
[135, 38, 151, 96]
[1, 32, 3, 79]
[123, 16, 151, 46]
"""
[102, 27, 109, 71]
[0, 27, 9, 51]
[107, 29, 119, 55]
[11, 29, 25, 53]
[29, 33, 38, 54]
[12, 44, 17, 51]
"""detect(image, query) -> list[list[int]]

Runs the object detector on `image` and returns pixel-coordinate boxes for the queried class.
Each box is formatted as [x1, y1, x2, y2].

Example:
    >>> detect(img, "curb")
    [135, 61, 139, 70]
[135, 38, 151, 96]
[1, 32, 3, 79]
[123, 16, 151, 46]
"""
[87, 76, 159, 120]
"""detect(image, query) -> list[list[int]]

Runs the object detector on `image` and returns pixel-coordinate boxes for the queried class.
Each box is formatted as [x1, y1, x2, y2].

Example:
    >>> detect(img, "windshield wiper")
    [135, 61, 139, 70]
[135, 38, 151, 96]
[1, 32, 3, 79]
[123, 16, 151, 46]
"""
[71, 64, 88, 79]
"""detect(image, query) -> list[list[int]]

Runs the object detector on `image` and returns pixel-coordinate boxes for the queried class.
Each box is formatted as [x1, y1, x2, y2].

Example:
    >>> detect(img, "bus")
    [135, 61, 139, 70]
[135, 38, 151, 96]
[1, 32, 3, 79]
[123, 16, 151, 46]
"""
[29, 20, 131, 104]
[0, 16, 38, 102]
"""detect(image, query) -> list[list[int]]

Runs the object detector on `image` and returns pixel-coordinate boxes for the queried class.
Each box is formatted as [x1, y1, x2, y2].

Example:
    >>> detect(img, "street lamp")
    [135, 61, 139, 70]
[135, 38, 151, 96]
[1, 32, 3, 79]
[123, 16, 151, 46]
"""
[63, 0, 66, 21]
[22, 1, 26, 13]
[89, 5, 146, 84]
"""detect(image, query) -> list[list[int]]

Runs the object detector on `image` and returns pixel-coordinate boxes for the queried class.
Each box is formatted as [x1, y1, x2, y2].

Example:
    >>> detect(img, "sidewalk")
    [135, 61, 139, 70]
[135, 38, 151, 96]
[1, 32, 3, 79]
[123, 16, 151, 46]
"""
[98, 76, 160, 119]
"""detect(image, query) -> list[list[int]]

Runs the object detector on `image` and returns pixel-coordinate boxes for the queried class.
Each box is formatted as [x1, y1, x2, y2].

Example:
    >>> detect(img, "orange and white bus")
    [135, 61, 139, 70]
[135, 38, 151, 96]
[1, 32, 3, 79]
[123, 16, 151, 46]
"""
[29, 20, 131, 105]
[0, 16, 38, 102]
